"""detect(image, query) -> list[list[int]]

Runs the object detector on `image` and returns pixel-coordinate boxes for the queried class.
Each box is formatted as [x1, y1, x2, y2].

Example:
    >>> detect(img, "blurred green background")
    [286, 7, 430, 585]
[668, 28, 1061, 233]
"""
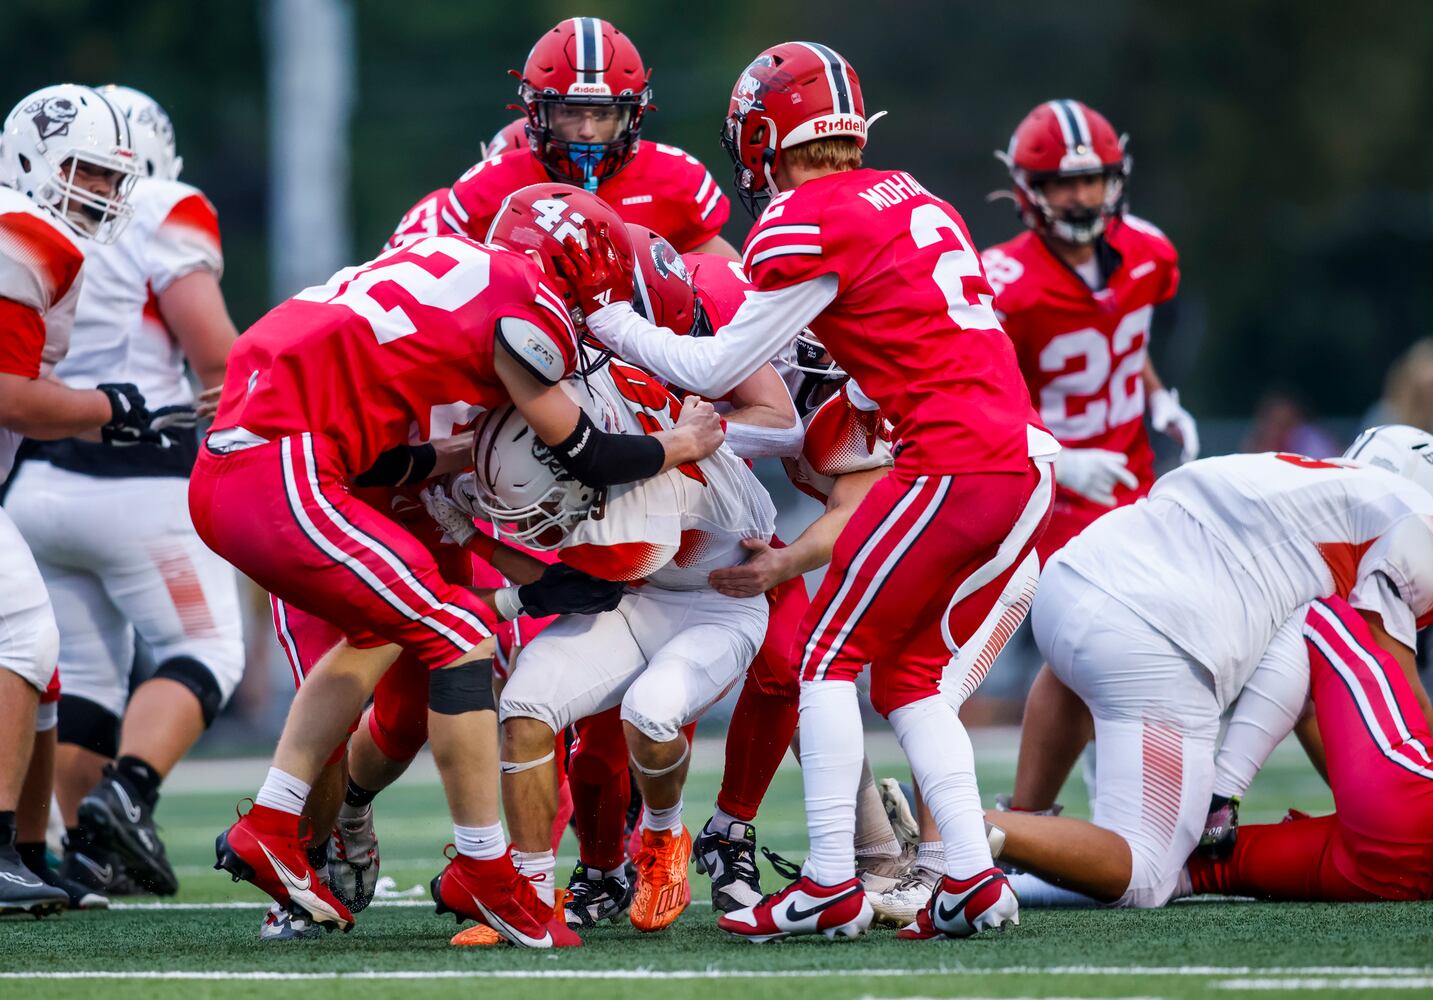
[5, 0, 1433, 420]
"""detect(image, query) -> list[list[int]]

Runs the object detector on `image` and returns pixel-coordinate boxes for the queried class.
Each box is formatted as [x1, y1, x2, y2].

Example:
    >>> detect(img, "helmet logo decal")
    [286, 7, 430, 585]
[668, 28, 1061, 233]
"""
[648, 238, 688, 284]
[734, 55, 780, 116]
[25, 97, 78, 141]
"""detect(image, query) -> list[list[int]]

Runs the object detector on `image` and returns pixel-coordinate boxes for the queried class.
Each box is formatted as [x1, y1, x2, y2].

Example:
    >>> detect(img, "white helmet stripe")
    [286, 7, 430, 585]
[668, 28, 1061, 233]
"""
[795, 41, 853, 115]
[1063, 99, 1093, 147]
[591, 18, 605, 85]
[1045, 100, 1077, 153]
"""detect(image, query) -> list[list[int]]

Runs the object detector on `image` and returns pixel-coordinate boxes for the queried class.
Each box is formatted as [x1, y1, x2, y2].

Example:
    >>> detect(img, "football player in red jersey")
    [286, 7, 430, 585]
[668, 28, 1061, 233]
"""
[561, 42, 1058, 942]
[192, 185, 723, 946]
[429, 17, 737, 259]
[983, 101, 1200, 824]
[983, 99, 1197, 559]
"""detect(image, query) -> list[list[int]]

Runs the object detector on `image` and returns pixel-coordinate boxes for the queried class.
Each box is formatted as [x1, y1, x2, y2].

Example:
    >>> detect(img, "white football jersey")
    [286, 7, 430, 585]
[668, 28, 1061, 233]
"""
[1055, 452, 1433, 707]
[54, 178, 222, 407]
[782, 381, 893, 505]
[558, 359, 777, 590]
[0, 186, 85, 480]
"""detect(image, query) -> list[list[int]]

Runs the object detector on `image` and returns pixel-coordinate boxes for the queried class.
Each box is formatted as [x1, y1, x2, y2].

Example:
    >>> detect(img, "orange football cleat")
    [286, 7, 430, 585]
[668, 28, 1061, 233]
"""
[629, 826, 692, 932]
[449, 923, 501, 947]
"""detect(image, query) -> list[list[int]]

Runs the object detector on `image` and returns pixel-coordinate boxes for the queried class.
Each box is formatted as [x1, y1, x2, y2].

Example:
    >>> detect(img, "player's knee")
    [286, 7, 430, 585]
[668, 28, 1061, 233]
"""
[57, 695, 121, 758]
[428, 656, 495, 715]
[619, 696, 683, 745]
[1117, 843, 1183, 909]
[502, 713, 557, 759]
[367, 702, 427, 762]
[150, 655, 227, 727]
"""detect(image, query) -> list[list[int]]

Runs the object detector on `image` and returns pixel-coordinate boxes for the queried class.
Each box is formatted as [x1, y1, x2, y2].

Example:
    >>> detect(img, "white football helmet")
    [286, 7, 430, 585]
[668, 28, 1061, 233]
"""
[1, 84, 141, 243]
[1343, 424, 1433, 497]
[472, 379, 618, 550]
[100, 85, 182, 180]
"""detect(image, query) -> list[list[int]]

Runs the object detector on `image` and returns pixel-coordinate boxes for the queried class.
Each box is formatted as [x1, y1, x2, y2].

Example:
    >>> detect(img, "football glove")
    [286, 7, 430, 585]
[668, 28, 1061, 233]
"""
[97, 383, 159, 447]
[1149, 387, 1200, 464]
[149, 404, 199, 449]
[1054, 447, 1138, 507]
[419, 484, 477, 547]
[556, 218, 634, 323]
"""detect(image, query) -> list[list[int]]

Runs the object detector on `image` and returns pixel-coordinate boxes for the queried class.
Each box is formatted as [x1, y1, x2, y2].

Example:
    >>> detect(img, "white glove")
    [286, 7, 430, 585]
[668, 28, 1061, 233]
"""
[419, 484, 476, 546]
[1054, 447, 1139, 507]
[446, 471, 484, 519]
[1148, 387, 1200, 464]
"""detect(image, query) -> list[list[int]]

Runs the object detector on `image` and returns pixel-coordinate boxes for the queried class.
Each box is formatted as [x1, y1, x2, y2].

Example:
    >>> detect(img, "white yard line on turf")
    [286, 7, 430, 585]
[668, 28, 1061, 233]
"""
[3, 967, 1429, 982]
[1216, 978, 1433, 991]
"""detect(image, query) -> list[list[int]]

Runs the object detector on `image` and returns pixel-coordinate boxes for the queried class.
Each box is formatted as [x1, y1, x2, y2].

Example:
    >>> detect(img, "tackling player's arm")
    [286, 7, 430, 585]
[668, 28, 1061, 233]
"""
[493, 338, 723, 485]
[564, 220, 838, 399]
[720, 362, 804, 458]
[708, 465, 887, 597]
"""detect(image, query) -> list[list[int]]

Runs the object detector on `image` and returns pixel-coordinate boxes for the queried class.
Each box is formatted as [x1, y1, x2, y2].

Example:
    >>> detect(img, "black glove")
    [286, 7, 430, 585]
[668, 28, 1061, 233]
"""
[517, 562, 625, 617]
[97, 383, 160, 446]
[149, 404, 200, 449]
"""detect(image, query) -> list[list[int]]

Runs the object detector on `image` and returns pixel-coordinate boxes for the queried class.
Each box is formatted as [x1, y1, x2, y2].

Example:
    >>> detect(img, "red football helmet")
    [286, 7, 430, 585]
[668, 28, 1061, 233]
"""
[482, 116, 530, 161]
[722, 41, 873, 217]
[514, 17, 651, 192]
[625, 223, 707, 336]
[485, 182, 636, 329]
[996, 99, 1129, 245]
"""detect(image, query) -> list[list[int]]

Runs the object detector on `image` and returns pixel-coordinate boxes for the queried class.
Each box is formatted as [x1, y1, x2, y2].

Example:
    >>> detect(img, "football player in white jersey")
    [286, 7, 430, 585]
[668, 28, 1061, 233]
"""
[985, 428, 1433, 909]
[456, 361, 776, 938]
[0, 83, 152, 915]
[5, 85, 243, 899]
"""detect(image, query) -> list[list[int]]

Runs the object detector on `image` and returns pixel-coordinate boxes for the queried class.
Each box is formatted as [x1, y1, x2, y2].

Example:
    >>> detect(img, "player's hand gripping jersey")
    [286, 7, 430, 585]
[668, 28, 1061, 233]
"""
[0, 186, 85, 479]
[554, 359, 776, 590]
[211, 235, 580, 476]
[983, 215, 1179, 503]
[439, 142, 728, 254]
[1055, 452, 1433, 707]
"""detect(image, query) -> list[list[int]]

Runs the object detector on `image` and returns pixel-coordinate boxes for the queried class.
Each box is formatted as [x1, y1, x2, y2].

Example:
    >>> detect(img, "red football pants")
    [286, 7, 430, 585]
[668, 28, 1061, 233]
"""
[192, 435, 490, 668]
[1189, 597, 1433, 901]
[799, 463, 1052, 716]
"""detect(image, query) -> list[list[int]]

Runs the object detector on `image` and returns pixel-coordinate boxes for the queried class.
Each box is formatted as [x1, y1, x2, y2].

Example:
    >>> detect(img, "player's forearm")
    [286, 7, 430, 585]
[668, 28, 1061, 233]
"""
[161, 271, 237, 389]
[0, 374, 111, 439]
[432, 431, 475, 478]
[1141, 356, 1166, 394]
[723, 406, 804, 459]
[782, 468, 887, 579]
[587, 276, 837, 398]
[691, 233, 741, 261]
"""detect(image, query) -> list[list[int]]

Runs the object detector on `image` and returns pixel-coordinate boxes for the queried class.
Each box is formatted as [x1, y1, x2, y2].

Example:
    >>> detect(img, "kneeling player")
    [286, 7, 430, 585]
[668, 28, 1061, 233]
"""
[988, 427, 1433, 908]
[476, 361, 776, 936]
[1188, 595, 1433, 902]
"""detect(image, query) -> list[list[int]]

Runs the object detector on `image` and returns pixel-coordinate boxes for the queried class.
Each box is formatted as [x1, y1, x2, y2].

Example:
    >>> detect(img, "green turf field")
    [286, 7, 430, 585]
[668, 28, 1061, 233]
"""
[3, 736, 1429, 999]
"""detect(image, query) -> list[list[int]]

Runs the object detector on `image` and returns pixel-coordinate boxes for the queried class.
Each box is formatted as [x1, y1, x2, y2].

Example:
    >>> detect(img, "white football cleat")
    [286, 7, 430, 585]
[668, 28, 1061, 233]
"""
[868, 863, 938, 926]
[897, 868, 1020, 940]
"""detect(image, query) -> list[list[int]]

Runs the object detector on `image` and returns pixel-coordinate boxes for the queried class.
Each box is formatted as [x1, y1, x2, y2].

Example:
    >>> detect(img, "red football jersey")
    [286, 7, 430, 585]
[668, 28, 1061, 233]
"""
[982, 214, 1179, 501]
[441, 141, 730, 253]
[213, 236, 580, 477]
[742, 169, 1044, 474]
[386, 187, 450, 250]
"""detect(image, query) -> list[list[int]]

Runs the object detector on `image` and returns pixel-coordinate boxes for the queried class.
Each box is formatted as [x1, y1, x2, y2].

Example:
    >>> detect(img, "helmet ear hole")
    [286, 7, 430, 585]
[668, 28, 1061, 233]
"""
[17, 154, 30, 173]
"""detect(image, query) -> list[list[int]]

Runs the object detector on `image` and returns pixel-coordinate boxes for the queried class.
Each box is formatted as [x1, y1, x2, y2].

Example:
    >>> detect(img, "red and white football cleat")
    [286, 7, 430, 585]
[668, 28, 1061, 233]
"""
[214, 803, 354, 932]
[431, 850, 581, 948]
[896, 868, 1020, 940]
[718, 873, 872, 943]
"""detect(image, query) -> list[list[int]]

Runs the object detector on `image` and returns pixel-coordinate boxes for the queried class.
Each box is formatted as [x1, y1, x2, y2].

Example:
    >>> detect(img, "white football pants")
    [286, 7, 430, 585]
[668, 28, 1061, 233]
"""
[0, 506, 59, 692]
[6, 462, 244, 717]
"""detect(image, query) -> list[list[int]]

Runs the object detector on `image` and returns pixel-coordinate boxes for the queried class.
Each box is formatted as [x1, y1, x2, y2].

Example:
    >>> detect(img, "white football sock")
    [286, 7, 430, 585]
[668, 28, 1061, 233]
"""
[1006, 871, 1099, 908]
[889, 695, 991, 877]
[254, 767, 310, 817]
[513, 849, 556, 907]
[642, 799, 684, 835]
[709, 805, 747, 835]
[798, 679, 864, 885]
[453, 822, 506, 862]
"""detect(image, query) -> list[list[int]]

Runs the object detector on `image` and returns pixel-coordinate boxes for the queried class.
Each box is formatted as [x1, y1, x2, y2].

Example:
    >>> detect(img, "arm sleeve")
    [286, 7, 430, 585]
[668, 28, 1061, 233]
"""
[587, 274, 839, 399]
[149, 193, 224, 291]
[0, 297, 46, 378]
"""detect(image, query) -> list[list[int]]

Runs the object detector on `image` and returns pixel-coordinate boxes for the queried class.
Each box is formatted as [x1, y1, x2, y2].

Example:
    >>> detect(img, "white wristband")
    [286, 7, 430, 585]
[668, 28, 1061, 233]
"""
[494, 587, 524, 622]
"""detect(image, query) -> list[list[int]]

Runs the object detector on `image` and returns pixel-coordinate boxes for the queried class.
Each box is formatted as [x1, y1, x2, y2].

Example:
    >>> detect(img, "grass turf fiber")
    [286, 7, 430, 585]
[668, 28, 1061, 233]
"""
[3, 741, 1429, 999]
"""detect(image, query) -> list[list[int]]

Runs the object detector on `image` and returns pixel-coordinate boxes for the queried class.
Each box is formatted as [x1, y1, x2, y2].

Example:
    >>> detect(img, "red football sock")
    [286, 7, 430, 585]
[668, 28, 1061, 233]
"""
[715, 676, 799, 823]
[569, 712, 630, 872]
